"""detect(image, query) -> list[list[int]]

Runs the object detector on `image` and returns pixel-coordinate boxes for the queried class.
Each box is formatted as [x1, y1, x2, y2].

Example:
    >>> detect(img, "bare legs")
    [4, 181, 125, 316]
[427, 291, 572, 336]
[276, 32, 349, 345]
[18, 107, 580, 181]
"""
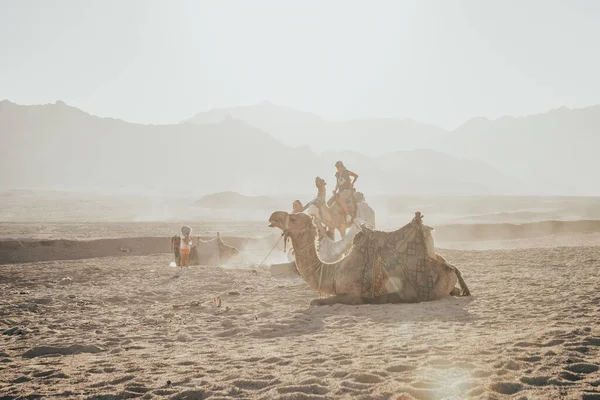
[337, 190, 352, 221]
[180, 249, 190, 269]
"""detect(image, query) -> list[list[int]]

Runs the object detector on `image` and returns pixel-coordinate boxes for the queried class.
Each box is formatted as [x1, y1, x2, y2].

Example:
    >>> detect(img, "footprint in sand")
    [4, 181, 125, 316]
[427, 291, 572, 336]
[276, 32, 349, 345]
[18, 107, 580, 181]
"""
[330, 371, 349, 379]
[22, 344, 103, 358]
[169, 390, 208, 400]
[11, 376, 32, 384]
[386, 364, 417, 373]
[564, 363, 599, 374]
[350, 372, 385, 384]
[109, 374, 135, 385]
[232, 378, 279, 390]
[489, 381, 524, 395]
[520, 375, 551, 386]
[124, 384, 151, 394]
[261, 356, 282, 364]
[31, 369, 57, 377]
[176, 360, 196, 366]
[277, 384, 329, 395]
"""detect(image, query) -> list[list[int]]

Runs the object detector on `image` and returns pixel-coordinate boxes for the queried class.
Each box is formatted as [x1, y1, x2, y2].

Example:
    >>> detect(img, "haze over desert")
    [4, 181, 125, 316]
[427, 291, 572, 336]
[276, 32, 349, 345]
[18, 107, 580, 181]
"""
[1, 1, 600, 399]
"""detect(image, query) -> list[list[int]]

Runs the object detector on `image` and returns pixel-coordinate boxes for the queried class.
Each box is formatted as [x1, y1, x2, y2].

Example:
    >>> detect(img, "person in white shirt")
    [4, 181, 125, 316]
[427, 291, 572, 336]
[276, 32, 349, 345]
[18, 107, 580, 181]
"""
[179, 226, 193, 267]
[354, 192, 375, 229]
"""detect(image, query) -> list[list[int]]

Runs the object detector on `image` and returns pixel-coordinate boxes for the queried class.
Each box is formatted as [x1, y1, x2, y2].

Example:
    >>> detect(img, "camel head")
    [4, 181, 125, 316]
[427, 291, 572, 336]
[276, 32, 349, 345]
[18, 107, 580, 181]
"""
[315, 177, 326, 189]
[353, 191, 365, 202]
[269, 211, 314, 235]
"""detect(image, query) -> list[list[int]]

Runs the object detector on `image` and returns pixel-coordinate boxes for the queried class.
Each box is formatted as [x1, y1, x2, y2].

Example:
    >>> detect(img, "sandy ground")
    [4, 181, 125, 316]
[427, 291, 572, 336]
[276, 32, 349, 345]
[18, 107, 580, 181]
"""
[1, 243, 600, 399]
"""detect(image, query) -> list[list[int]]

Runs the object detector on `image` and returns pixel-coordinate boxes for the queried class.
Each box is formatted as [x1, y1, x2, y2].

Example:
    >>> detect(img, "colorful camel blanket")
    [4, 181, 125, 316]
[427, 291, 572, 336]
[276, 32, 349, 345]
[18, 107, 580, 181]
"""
[354, 217, 441, 302]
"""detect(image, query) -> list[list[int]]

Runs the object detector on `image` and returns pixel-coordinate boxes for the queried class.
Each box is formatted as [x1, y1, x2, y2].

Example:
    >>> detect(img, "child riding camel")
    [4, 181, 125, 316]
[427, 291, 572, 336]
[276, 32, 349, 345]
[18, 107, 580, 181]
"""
[333, 161, 358, 223]
[292, 200, 305, 214]
[294, 177, 327, 218]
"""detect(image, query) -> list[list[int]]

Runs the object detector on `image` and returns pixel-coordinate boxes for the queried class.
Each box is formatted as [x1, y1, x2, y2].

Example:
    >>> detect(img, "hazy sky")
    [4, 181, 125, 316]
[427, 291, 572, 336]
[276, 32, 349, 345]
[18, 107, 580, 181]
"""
[1, 0, 599, 129]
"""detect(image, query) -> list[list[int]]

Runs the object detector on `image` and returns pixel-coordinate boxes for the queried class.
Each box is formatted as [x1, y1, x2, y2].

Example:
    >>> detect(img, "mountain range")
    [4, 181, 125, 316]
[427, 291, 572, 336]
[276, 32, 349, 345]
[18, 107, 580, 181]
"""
[185, 101, 446, 156]
[1, 99, 598, 196]
[187, 101, 600, 196]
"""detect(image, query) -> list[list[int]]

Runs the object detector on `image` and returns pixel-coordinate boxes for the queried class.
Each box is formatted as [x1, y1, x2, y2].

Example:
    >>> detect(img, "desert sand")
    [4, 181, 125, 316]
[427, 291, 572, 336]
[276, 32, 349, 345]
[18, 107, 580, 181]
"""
[2, 194, 600, 399]
[1, 218, 600, 400]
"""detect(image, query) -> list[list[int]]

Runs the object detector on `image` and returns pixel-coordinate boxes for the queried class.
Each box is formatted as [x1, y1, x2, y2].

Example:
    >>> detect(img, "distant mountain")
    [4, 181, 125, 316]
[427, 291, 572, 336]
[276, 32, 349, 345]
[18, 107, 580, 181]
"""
[194, 191, 286, 210]
[0, 100, 322, 195]
[185, 102, 446, 156]
[0, 100, 517, 196]
[433, 105, 600, 195]
[187, 102, 600, 196]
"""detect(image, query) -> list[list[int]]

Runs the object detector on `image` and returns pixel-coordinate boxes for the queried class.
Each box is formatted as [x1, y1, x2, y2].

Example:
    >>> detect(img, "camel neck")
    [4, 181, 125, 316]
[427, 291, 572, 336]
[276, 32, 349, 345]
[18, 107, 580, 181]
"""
[316, 186, 326, 199]
[289, 229, 336, 295]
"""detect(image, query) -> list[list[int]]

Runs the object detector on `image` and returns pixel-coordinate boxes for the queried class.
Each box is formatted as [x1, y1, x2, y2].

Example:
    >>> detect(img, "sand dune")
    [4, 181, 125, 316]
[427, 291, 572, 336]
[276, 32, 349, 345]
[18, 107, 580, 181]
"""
[3, 219, 600, 264]
[435, 219, 600, 241]
[0, 235, 283, 265]
[1, 246, 599, 399]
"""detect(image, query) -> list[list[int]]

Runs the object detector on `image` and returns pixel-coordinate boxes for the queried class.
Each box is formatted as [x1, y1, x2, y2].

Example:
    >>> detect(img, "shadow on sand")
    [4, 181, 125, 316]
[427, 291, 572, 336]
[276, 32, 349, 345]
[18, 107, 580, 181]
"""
[249, 295, 476, 339]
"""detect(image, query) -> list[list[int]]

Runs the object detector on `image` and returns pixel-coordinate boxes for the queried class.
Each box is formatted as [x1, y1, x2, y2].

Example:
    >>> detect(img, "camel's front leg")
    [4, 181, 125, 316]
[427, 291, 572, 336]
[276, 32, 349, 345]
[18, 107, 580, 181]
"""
[309, 294, 365, 306]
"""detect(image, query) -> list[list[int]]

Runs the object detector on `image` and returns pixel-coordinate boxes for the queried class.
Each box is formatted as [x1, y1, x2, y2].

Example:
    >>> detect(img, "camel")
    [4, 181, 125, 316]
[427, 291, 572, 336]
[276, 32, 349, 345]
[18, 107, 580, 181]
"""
[268, 211, 470, 306]
[169, 233, 242, 266]
[308, 177, 358, 238]
[190, 233, 242, 266]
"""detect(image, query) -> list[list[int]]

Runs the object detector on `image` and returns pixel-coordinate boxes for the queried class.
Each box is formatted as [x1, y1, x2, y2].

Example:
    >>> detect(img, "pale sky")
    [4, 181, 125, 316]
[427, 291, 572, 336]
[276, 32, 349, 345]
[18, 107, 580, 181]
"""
[1, 0, 599, 129]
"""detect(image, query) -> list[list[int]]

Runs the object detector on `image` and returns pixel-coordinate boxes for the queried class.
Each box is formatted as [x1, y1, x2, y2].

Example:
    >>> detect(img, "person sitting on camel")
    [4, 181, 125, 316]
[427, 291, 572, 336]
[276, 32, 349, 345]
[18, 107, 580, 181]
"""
[333, 161, 358, 223]
[292, 200, 305, 214]
[294, 177, 327, 216]
[354, 192, 375, 229]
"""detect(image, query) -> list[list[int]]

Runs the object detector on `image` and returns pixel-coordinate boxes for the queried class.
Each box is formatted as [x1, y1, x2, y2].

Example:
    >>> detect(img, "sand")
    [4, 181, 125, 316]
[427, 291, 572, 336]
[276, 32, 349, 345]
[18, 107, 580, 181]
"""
[1, 239, 600, 399]
[2, 191, 600, 399]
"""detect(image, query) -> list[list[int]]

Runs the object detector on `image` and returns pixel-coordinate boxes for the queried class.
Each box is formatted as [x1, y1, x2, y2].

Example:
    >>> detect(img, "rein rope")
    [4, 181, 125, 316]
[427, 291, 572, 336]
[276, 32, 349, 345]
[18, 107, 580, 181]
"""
[211, 232, 284, 308]
[283, 225, 327, 297]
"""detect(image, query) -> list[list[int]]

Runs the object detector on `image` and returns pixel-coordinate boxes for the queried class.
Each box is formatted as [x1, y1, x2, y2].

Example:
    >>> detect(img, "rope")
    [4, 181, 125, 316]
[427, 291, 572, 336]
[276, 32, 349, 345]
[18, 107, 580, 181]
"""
[289, 228, 328, 296]
[318, 261, 324, 298]
[212, 233, 284, 308]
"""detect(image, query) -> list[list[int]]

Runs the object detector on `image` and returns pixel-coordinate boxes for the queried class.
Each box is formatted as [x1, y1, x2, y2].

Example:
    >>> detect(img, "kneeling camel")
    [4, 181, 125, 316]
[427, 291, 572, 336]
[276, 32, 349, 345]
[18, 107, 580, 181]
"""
[268, 211, 470, 306]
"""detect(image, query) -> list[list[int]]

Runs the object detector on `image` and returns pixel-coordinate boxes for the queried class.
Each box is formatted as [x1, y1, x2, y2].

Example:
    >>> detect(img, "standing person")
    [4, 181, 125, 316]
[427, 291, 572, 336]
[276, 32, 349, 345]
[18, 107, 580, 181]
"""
[333, 161, 358, 223]
[179, 226, 193, 268]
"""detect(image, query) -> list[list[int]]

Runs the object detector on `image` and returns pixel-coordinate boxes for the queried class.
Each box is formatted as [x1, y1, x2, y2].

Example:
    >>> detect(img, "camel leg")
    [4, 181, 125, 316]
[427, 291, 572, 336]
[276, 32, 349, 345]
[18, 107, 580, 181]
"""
[309, 294, 365, 306]
[447, 263, 471, 296]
